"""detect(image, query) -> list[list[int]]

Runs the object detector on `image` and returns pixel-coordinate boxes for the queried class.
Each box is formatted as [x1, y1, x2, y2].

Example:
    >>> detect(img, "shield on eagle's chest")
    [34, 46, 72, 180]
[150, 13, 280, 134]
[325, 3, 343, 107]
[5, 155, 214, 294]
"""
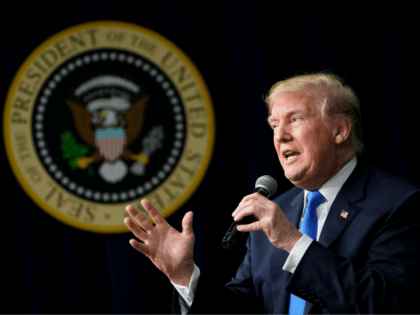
[95, 128, 127, 164]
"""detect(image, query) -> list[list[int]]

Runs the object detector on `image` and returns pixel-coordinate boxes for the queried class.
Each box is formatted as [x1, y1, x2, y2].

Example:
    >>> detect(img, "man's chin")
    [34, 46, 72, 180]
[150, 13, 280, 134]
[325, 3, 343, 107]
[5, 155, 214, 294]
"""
[284, 169, 309, 188]
[287, 175, 321, 191]
[284, 172, 303, 184]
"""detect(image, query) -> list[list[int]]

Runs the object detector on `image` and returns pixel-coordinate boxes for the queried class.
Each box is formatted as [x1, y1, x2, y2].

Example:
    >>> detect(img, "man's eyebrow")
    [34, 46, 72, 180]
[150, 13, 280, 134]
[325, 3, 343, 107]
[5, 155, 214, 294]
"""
[267, 109, 307, 124]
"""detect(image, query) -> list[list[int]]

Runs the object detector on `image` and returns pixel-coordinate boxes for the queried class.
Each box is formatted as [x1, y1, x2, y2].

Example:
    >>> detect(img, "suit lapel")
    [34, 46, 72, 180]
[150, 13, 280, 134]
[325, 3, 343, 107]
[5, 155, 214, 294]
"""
[289, 189, 305, 228]
[318, 160, 368, 248]
[270, 189, 305, 314]
[304, 161, 370, 314]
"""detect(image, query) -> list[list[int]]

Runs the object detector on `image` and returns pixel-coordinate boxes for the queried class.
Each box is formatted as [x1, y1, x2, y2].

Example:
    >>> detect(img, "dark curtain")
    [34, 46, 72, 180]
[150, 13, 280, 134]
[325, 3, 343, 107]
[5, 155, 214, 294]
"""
[1, 0, 417, 313]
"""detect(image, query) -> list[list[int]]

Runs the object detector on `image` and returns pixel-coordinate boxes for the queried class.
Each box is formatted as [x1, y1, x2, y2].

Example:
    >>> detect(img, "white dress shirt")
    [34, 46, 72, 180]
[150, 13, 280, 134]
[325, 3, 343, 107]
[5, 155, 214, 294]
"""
[171, 155, 358, 314]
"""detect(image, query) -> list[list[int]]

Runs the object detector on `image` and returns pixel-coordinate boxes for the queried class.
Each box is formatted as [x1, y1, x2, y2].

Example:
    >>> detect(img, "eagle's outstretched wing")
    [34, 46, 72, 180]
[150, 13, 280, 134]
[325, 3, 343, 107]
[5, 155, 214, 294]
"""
[65, 99, 96, 148]
[125, 94, 150, 146]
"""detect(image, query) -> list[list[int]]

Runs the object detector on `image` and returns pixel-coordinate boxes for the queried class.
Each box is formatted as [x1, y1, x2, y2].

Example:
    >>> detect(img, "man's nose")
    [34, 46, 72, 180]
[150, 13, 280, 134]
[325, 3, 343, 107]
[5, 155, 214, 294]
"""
[274, 123, 292, 143]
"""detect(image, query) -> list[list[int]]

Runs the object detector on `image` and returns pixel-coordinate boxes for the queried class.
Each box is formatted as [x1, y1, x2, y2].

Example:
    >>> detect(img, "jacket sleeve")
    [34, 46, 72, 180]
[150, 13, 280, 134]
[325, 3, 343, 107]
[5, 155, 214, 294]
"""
[286, 190, 420, 314]
[172, 233, 264, 314]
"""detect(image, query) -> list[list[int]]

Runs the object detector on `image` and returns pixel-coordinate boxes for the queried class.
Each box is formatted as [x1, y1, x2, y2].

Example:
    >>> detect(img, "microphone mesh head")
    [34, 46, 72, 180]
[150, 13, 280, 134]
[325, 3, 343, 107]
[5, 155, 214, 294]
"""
[255, 175, 277, 198]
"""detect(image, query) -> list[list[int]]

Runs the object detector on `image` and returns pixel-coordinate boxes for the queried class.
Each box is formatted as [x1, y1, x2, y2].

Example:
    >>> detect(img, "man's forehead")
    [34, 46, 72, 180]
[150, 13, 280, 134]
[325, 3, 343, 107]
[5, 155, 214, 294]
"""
[268, 100, 315, 120]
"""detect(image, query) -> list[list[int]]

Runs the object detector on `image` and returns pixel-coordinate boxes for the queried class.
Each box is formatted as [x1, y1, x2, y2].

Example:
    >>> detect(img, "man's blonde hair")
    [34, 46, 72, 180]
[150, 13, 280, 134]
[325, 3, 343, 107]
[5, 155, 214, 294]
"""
[265, 71, 364, 157]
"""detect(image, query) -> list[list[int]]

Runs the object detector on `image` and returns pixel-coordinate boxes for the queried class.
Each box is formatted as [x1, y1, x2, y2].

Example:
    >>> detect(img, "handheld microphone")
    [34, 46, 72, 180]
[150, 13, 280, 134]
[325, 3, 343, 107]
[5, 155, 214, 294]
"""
[221, 175, 277, 250]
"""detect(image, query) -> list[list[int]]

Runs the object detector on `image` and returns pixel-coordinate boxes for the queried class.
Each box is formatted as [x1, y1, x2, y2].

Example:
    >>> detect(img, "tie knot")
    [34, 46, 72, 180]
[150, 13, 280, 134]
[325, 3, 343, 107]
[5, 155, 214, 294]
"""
[307, 190, 324, 209]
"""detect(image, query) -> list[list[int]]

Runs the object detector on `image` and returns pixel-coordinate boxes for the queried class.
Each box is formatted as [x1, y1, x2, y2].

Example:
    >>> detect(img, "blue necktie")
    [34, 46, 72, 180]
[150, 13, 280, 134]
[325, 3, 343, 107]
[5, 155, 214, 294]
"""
[289, 190, 324, 315]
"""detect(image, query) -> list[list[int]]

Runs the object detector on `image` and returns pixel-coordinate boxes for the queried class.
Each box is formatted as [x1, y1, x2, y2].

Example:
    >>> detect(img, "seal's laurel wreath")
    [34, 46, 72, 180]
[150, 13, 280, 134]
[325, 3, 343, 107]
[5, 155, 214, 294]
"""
[3, 21, 215, 233]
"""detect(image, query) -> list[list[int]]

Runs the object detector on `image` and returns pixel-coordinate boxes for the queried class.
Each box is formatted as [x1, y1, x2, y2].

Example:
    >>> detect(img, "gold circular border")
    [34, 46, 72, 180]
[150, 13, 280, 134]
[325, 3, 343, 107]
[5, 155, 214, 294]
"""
[3, 21, 215, 233]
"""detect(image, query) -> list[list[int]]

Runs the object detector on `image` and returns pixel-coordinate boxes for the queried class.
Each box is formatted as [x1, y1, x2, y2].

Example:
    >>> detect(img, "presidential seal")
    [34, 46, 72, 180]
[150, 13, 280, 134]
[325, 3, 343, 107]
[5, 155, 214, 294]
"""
[3, 21, 215, 233]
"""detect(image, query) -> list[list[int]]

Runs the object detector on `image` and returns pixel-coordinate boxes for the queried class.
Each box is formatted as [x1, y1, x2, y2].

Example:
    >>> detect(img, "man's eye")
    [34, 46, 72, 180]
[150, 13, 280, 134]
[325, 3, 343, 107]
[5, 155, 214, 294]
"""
[292, 117, 301, 122]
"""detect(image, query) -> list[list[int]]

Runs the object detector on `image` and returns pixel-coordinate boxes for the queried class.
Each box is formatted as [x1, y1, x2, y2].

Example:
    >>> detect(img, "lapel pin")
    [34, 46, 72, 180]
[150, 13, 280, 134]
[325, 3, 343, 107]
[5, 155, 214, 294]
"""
[339, 210, 349, 219]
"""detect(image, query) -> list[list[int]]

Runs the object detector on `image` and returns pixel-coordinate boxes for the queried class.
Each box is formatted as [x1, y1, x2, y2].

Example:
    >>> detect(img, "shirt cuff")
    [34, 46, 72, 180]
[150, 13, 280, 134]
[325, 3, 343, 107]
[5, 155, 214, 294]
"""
[171, 263, 200, 314]
[282, 234, 314, 274]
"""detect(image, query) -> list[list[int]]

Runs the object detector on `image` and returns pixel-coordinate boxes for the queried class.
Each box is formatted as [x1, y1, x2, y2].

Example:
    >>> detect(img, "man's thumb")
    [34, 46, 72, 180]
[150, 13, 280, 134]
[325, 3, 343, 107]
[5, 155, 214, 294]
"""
[182, 211, 194, 236]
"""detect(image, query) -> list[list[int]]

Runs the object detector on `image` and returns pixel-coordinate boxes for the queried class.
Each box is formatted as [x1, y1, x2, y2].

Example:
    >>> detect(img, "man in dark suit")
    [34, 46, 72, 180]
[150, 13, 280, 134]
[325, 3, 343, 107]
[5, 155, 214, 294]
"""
[124, 72, 420, 314]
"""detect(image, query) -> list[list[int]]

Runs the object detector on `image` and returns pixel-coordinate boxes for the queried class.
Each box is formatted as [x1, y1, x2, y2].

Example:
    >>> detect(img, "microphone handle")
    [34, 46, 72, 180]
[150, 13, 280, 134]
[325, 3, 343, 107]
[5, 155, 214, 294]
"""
[221, 187, 268, 250]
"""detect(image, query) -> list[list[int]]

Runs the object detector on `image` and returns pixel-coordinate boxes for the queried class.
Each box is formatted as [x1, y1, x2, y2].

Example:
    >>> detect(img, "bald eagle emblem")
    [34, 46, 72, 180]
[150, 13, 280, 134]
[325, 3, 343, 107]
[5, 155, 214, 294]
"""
[64, 75, 163, 184]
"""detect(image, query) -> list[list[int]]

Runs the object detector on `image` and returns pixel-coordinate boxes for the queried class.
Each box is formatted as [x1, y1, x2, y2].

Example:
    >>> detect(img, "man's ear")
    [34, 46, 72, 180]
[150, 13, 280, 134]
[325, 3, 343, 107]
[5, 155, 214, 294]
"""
[334, 116, 352, 145]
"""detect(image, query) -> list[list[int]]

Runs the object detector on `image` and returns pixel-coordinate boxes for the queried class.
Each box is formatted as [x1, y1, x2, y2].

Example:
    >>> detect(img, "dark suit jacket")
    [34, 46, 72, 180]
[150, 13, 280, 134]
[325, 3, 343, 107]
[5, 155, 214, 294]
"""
[172, 162, 420, 314]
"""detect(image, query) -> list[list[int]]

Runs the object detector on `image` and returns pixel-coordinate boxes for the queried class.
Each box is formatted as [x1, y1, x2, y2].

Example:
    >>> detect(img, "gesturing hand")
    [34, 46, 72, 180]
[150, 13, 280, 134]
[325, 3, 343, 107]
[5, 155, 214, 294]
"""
[232, 193, 303, 253]
[124, 199, 195, 288]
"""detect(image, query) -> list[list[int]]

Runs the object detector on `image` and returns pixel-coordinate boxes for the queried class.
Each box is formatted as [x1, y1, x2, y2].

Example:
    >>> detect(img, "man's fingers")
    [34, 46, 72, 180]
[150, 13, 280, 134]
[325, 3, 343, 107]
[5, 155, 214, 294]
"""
[124, 216, 148, 242]
[182, 211, 194, 236]
[234, 196, 260, 216]
[125, 205, 155, 231]
[141, 199, 165, 225]
[237, 220, 261, 233]
[238, 192, 261, 205]
[129, 239, 149, 256]
[233, 204, 256, 221]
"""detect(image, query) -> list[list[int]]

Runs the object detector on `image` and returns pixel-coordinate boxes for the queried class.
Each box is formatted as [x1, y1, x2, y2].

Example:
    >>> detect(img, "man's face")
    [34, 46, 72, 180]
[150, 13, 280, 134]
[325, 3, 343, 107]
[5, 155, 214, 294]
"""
[268, 90, 339, 190]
